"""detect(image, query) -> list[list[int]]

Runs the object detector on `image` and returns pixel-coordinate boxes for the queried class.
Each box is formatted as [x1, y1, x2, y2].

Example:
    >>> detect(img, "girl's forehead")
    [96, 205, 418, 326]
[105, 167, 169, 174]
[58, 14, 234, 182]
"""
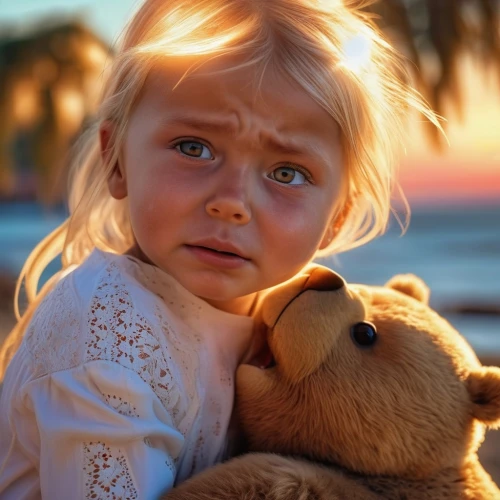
[140, 59, 341, 141]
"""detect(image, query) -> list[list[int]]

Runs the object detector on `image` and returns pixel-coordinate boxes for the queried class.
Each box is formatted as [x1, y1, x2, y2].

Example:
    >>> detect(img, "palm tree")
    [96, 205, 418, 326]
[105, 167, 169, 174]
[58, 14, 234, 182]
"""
[362, 0, 500, 146]
[0, 20, 110, 203]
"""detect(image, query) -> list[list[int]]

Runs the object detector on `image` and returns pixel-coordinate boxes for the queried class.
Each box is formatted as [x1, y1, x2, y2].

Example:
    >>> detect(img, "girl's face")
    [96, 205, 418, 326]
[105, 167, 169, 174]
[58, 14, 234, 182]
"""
[105, 58, 344, 314]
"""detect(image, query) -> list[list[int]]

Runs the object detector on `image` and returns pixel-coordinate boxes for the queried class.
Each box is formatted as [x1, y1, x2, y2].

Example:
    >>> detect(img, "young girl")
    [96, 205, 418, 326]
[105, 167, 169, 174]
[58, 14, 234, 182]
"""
[0, 0, 439, 498]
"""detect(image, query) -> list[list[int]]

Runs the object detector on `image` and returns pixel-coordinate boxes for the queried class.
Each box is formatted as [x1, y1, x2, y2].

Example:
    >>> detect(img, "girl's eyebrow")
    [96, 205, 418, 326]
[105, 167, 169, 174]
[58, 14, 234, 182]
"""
[165, 114, 330, 163]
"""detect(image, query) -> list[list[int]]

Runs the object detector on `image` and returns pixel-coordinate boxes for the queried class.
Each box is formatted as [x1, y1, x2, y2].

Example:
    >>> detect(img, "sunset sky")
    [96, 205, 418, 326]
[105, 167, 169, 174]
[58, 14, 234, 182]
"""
[400, 55, 500, 204]
[1, 0, 499, 204]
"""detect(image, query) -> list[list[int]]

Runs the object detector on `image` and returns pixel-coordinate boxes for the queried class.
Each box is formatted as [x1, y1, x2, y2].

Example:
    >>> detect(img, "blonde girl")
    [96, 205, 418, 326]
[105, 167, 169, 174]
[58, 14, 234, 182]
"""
[0, 0, 439, 498]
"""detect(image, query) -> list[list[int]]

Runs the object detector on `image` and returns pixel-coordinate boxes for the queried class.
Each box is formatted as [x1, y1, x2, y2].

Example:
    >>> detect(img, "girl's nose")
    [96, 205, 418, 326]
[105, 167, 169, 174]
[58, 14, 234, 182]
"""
[205, 183, 252, 225]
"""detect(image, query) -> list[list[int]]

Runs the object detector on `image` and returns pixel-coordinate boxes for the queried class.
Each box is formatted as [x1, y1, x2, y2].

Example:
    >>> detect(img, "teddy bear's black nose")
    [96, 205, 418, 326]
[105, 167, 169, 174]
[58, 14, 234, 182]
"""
[303, 266, 345, 292]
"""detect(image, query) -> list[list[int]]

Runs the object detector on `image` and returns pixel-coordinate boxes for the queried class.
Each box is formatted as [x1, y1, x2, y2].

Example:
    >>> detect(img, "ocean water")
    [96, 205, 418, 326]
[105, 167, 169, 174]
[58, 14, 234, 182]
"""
[1, 202, 499, 354]
[318, 204, 500, 354]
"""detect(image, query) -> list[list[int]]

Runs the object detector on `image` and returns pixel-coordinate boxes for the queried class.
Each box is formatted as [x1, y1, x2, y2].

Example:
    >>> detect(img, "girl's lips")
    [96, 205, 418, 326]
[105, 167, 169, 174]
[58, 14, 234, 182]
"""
[186, 245, 249, 269]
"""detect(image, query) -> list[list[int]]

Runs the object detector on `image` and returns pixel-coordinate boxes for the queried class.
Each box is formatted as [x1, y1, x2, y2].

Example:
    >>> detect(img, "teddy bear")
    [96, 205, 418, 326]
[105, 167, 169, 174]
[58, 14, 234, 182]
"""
[165, 266, 500, 499]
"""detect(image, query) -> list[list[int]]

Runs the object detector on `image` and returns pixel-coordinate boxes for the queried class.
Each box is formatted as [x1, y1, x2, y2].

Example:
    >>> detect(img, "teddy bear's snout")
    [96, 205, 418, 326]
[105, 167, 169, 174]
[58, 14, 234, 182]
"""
[302, 266, 345, 292]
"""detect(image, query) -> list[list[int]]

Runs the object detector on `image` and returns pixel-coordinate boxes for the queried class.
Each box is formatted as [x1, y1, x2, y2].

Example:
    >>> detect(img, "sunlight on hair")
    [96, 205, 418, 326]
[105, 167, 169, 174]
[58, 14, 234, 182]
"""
[340, 33, 373, 74]
[317, 0, 343, 6]
[141, 32, 241, 56]
[139, 9, 248, 56]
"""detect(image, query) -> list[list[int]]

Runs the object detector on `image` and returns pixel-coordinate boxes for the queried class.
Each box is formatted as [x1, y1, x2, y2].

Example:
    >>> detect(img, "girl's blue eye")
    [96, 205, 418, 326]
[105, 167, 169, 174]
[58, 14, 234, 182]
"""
[175, 141, 213, 159]
[269, 166, 309, 185]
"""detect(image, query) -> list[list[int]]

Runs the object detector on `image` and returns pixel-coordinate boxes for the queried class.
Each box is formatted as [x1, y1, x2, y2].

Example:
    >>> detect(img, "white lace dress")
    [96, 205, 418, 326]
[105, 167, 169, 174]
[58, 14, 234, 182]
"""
[0, 249, 254, 499]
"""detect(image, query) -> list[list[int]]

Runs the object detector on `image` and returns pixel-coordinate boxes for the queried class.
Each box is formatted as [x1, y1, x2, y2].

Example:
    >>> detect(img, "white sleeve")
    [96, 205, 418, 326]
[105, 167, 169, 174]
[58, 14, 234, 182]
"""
[17, 360, 185, 500]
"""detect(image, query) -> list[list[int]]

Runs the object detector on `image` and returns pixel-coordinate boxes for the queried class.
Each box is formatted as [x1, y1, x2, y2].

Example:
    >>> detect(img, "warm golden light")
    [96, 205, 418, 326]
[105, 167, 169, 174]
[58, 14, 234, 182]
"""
[340, 33, 373, 74]
[12, 79, 40, 126]
[139, 10, 248, 56]
[54, 85, 85, 134]
[83, 41, 109, 68]
[400, 54, 500, 202]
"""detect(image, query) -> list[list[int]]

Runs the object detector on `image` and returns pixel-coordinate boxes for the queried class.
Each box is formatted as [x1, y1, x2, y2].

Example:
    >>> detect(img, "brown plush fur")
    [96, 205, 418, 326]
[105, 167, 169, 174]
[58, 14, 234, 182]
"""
[165, 267, 500, 500]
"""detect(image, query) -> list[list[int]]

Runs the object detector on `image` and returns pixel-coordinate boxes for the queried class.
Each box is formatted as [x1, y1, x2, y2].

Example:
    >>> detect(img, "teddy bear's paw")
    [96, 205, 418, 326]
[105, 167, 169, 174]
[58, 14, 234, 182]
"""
[162, 454, 309, 500]
[163, 454, 381, 500]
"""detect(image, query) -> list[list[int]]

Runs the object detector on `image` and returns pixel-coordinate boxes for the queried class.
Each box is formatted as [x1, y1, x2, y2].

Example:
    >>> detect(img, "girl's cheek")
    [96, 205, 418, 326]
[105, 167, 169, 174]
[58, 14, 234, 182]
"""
[267, 188, 329, 228]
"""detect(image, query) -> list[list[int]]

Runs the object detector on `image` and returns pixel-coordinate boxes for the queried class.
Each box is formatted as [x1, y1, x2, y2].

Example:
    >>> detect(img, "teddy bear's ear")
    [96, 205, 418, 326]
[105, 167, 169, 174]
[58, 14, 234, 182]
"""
[385, 274, 430, 304]
[467, 367, 500, 428]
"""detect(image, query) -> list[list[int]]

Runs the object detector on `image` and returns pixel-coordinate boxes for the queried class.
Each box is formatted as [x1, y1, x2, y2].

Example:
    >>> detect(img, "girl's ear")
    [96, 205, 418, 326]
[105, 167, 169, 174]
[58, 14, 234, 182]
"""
[100, 121, 127, 200]
[467, 367, 500, 428]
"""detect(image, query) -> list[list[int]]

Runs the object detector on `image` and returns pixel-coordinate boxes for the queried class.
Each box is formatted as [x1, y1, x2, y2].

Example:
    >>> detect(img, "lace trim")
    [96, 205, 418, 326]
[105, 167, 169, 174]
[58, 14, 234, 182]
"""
[83, 441, 138, 499]
[86, 264, 176, 403]
[85, 261, 201, 432]
[103, 394, 139, 418]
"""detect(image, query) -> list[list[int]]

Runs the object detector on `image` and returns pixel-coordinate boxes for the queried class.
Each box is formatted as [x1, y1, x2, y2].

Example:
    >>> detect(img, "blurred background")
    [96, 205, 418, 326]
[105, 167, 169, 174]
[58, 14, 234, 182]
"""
[0, 0, 499, 481]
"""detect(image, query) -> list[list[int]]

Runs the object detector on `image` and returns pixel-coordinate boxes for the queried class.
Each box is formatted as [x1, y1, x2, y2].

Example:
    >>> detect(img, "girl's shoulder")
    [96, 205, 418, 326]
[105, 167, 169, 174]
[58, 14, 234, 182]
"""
[23, 249, 177, 379]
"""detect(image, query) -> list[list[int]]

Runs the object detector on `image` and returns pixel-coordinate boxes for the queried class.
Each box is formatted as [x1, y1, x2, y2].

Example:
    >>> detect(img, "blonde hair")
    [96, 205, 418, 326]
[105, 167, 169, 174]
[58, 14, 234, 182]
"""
[1, 0, 441, 376]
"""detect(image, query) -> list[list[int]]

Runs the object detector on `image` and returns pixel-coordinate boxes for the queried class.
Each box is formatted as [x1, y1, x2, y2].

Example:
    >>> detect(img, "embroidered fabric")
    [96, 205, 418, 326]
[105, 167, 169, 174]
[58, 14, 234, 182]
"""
[23, 261, 192, 496]
[102, 394, 139, 418]
[1, 249, 251, 498]
[82, 262, 197, 494]
[85, 260, 201, 433]
[24, 258, 201, 430]
[83, 442, 138, 500]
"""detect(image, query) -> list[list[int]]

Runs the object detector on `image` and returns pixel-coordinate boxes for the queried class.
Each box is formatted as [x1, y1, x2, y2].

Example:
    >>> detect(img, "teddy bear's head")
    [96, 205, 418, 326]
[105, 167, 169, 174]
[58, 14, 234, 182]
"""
[237, 266, 500, 480]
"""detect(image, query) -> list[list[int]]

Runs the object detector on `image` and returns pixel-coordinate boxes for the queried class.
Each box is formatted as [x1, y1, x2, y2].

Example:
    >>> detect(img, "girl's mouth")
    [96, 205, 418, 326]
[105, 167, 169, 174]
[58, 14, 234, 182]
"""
[187, 238, 248, 259]
[185, 244, 249, 269]
[198, 246, 240, 257]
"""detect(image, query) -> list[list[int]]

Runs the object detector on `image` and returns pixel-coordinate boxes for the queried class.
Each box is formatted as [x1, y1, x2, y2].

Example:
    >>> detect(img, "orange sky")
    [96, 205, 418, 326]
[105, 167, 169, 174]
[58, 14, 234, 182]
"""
[399, 56, 500, 204]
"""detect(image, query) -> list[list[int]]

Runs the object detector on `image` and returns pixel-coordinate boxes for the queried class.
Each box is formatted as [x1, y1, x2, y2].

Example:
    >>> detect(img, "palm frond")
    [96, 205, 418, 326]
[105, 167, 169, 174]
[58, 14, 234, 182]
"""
[362, 0, 500, 146]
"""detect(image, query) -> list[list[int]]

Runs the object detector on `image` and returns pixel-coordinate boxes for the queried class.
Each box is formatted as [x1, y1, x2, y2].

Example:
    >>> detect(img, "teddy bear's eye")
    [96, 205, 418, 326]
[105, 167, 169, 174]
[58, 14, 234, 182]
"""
[350, 322, 377, 348]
